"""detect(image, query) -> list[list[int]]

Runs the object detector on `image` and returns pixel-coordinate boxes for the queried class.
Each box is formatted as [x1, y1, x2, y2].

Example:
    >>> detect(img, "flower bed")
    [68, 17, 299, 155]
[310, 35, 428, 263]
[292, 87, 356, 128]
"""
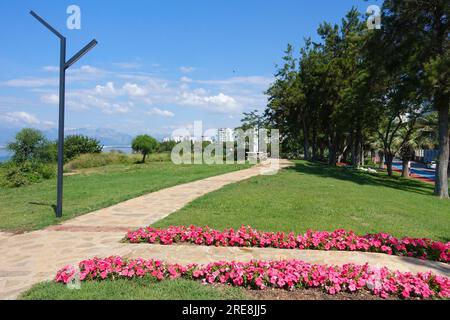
[56, 257, 450, 299]
[125, 226, 450, 263]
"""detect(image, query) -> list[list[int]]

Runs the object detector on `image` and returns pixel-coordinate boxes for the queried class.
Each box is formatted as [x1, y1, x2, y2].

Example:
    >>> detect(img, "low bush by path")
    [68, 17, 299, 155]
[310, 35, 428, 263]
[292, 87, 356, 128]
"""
[64, 152, 171, 171]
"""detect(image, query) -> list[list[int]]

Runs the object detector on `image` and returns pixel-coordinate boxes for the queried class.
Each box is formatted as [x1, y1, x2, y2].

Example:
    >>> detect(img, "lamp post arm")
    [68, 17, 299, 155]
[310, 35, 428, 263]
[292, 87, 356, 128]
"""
[30, 10, 65, 40]
[65, 39, 98, 69]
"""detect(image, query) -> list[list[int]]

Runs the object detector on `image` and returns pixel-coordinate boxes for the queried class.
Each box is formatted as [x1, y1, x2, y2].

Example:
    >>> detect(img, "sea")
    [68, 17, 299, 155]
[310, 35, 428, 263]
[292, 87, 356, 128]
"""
[102, 146, 133, 154]
[0, 147, 10, 163]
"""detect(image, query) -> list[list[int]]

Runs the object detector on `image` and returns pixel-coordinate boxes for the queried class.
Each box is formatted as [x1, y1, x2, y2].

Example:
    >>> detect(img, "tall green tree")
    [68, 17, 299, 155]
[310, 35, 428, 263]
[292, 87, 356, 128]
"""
[379, 0, 450, 197]
[131, 135, 159, 163]
[7, 128, 56, 164]
[266, 44, 307, 158]
[238, 110, 266, 131]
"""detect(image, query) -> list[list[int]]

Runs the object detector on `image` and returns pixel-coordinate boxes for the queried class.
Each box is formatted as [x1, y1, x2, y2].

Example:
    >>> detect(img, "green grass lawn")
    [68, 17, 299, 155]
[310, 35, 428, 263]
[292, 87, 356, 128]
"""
[0, 162, 249, 232]
[16, 160, 450, 300]
[20, 278, 246, 300]
[155, 161, 450, 242]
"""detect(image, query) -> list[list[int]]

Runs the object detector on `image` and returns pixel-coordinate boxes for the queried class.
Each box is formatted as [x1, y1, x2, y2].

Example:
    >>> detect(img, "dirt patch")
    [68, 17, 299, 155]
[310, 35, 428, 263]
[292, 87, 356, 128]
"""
[243, 287, 394, 300]
[208, 283, 396, 300]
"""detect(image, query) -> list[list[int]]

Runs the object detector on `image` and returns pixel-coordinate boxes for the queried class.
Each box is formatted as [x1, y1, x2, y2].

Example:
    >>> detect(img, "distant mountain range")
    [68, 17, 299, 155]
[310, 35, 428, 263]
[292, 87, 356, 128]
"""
[45, 128, 135, 146]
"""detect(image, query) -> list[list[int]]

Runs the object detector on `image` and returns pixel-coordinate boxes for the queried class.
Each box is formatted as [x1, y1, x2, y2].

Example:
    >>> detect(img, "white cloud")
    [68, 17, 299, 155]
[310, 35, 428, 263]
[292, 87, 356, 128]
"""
[180, 76, 193, 83]
[40, 93, 59, 105]
[147, 107, 175, 118]
[113, 62, 142, 69]
[0, 111, 40, 125]
[178, 91, 238, 113]
[2, 63, 271, 122]
[95, 82, 117, 96]
[67, 65, 107, 82]
[74, 65, 103, 75]
[42, 120, 56, 126]
[107, 102, 133, 114]
[123, 83, 149, 97]
[42, 66, 59, 72]
[66, 100, 89, 111]
[0, 96, 34, 106]
[179, 66, 196, 73]
[196, 76, 273, 87]
[205, 93, 237, 107]
[65, 92, 132, 114]
[1, 77, 58, 88]
[2, 65, 109, 88]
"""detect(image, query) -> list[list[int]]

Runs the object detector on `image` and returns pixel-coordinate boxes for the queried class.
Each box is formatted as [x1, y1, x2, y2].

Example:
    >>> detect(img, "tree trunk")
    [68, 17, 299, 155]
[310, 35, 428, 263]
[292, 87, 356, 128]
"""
[360, 147, 365, 167]
[312, 128, 318, 161]
[328, 141, 337, 166]
[303, 136, 310, 160]
[302, 119, 310, 161]
[448, 156, 450, 178]
[378, 151, 385, 169]
[401, 159, 410, 178]
[434, 104, 449, 198]
[386, 153, 394, 177]
[352, 131, 362, 168]
[142, 153, 147, 163]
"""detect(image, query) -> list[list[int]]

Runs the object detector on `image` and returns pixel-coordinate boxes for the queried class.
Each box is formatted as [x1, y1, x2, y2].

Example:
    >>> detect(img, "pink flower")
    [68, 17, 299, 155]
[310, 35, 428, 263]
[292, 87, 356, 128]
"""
[55, 257, 450, 300]
[255, 277, 265, 289]
[125, 225, 450, 264]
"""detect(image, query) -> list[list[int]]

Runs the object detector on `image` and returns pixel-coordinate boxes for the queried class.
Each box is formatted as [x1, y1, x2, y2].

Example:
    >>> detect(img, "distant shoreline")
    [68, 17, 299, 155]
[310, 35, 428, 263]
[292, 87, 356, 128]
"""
[102, 146, 133, 154]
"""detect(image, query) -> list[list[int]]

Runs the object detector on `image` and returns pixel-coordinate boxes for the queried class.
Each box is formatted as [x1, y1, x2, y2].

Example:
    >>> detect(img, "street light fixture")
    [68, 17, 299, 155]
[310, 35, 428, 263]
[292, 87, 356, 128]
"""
[30, 10, 98, 218]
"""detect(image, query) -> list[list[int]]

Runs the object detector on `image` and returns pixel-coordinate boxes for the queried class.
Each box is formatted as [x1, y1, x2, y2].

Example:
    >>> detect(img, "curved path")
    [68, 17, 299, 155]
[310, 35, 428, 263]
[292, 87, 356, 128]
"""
[0, 159, 448, 300]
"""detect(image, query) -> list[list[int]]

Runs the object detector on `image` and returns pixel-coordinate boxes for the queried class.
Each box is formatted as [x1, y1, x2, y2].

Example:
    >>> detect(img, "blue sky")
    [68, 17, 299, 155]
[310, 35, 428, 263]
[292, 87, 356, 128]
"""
[0, 0, 381, 140]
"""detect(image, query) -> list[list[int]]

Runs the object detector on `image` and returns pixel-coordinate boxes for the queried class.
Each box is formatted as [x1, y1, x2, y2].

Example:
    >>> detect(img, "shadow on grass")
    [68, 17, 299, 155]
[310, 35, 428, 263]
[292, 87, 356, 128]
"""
[288, 162, 435, 197]
[29, 202, 57, 214]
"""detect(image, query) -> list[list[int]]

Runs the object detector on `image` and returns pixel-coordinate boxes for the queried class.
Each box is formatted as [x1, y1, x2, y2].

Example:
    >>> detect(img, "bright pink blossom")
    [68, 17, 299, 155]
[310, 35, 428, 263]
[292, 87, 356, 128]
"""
[125, 226, 450, 264]
[55, 257, 450, 300]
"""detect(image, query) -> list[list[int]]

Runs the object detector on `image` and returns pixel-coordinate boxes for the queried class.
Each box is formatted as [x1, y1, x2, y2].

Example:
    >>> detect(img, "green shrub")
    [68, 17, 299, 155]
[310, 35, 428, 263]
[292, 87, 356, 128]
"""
[146, 152, 171, 162]
[64, 152, 171, 170]
[38, 163, 57, 180]
[0, 161, 56, 188]
[159, 141, 177, 153]
[2, 165, 29, 188]
[64, 135, 102, 162]
[7, 128, 56, 164]
[65, 153, 138, 170]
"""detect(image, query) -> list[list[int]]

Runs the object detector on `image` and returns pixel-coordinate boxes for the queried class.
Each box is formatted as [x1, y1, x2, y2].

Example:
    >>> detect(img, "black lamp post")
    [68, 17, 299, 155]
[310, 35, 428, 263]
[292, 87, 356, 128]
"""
[30, 10, 97, 218]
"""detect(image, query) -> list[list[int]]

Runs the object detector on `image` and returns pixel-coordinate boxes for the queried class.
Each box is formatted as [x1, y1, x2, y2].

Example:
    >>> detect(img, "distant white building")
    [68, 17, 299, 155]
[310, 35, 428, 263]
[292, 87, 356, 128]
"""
[163, 136, 214, 143]
[217, 128, 235, 143]
[163, 136, 194, 143]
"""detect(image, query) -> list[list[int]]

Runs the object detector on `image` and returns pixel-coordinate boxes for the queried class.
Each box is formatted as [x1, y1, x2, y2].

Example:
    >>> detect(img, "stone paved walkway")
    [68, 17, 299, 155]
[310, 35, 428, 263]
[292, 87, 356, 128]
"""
[0, 159, 449, 300]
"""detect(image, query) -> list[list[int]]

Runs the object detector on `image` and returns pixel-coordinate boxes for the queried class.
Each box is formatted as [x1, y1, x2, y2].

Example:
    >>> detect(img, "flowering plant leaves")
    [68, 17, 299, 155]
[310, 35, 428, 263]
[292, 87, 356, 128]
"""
[126, 226, 450, 263]
[56, 257, 450, 299]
